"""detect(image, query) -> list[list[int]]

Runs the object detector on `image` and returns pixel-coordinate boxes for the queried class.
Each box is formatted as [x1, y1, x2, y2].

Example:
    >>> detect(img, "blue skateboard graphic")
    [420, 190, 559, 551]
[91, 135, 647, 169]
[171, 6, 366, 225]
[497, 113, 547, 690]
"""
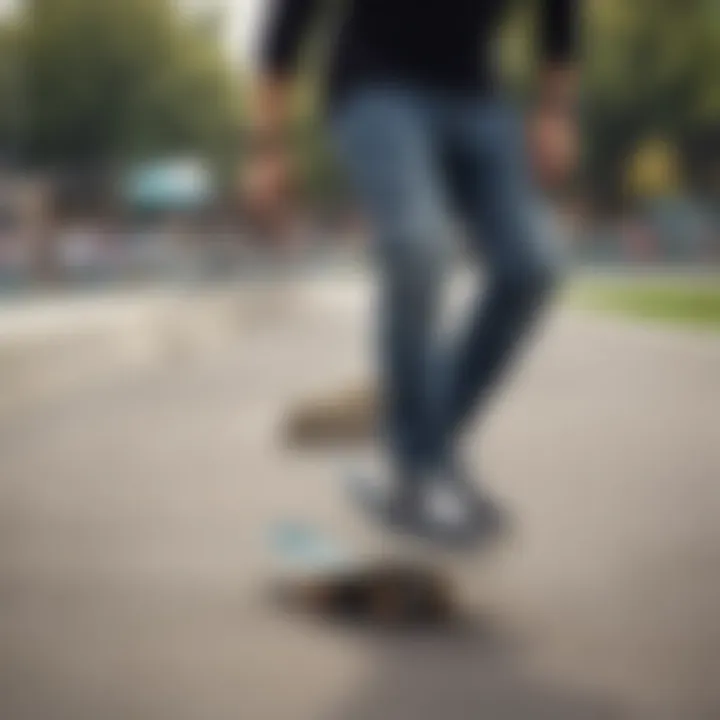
[270, 521, 355, 575]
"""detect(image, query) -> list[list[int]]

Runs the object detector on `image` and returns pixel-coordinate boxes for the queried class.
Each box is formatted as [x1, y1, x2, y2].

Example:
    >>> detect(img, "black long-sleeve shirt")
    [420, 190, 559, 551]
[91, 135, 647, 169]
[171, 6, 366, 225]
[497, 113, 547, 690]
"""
[261, 0, 578, 103]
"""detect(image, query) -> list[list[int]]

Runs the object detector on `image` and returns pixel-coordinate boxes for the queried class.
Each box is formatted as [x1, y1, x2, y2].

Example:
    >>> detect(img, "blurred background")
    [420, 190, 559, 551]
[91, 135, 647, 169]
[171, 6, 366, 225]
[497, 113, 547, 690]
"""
[0, 0, 719, 285]
[0, 2, 719, 720]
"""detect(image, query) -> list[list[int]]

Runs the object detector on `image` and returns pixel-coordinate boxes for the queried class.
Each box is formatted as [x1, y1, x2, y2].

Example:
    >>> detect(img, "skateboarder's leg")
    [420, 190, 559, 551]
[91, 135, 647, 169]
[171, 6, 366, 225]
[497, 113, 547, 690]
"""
[332, 90, 451, 481]
[428, 100, 563, 468]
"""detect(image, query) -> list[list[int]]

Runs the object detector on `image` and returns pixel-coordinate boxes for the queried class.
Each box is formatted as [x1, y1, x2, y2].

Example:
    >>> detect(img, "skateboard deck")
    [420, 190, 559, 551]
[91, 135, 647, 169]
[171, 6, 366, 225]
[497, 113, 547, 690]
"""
[269, 521, 456, 625]
[284, 382, 377, 447]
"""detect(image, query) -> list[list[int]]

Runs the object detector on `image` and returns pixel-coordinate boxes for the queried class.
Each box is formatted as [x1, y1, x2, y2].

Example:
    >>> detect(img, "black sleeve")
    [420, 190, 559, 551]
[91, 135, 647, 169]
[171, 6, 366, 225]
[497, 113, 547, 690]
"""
[260, 0, 323, 76]
[540, 0, 579, 63]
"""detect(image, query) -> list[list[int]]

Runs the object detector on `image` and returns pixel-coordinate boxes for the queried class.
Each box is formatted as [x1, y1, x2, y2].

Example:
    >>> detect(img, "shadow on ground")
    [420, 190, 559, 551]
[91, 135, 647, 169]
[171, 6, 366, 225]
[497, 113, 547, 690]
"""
[324, 617, 627, 720]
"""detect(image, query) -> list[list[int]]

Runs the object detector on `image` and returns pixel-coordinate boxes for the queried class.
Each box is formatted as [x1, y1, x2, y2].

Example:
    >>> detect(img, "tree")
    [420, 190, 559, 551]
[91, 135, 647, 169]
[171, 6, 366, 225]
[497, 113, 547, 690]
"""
[23, 0, 242, 171]
[583, 0, 720, 206]
[0, 16, 21, 165]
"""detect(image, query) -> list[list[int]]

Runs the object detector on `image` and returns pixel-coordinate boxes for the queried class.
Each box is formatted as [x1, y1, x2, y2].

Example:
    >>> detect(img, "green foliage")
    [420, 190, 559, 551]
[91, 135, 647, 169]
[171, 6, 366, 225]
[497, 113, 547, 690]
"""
[0, 17, 21, 161]
[572, 276, 720, 328]
[16, 0, 717, 206]
[582, 0, 720, 206]
[22, 0, 243, 169]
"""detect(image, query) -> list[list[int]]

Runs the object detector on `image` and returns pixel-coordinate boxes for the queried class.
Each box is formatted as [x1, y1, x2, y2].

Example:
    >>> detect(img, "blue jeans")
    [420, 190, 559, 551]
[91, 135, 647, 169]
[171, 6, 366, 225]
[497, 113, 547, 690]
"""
[332, 88, 563, 476]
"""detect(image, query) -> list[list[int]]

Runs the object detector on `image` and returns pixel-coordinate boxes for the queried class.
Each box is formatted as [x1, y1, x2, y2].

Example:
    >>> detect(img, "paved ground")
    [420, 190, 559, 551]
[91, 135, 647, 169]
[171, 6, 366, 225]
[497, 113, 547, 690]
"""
[1, 276, 719, 720]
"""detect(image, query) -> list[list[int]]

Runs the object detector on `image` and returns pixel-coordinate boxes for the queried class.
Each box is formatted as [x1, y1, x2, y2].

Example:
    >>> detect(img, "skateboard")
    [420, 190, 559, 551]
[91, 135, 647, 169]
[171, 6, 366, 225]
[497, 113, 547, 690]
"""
[269, 521, 456, 626]
[284, 382, 377, 447]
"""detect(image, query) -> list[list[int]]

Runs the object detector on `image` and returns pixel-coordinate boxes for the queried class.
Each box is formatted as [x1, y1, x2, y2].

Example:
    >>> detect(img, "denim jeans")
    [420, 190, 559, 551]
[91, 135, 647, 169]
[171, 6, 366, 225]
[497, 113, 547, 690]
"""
[332, 87, 563, 476]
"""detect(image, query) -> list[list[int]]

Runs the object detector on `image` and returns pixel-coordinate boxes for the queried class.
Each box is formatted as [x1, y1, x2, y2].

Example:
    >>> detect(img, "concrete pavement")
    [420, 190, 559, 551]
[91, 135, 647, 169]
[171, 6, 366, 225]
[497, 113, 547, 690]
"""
[1, 276, 719, 720]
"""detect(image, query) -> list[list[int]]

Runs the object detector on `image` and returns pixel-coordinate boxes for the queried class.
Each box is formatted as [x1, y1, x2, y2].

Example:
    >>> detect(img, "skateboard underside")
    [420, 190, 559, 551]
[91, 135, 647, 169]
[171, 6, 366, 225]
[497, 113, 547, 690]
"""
[269, 522, 456, 625]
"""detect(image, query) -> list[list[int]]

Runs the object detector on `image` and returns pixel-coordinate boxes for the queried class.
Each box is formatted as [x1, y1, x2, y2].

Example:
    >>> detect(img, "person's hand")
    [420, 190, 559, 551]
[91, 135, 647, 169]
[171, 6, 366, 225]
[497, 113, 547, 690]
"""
[240, 140, 294, 225]
[239, 78, 296, 235]
[528, 68, 580, 190]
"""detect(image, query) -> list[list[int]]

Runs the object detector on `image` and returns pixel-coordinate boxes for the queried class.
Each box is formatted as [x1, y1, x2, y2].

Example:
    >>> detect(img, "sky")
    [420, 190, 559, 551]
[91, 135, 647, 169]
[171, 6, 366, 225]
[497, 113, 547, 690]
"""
[153, 0, 266, 67]
[0, 0, 18, 18]
[178, 0, 267, 68]
[233, 0, 265, 66]
[216, 0, 266, 68]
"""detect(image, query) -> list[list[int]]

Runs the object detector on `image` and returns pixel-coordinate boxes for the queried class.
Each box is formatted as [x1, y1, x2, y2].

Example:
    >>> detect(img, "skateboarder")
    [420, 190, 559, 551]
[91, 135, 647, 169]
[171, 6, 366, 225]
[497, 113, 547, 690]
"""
[250, 0, 580, 544]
